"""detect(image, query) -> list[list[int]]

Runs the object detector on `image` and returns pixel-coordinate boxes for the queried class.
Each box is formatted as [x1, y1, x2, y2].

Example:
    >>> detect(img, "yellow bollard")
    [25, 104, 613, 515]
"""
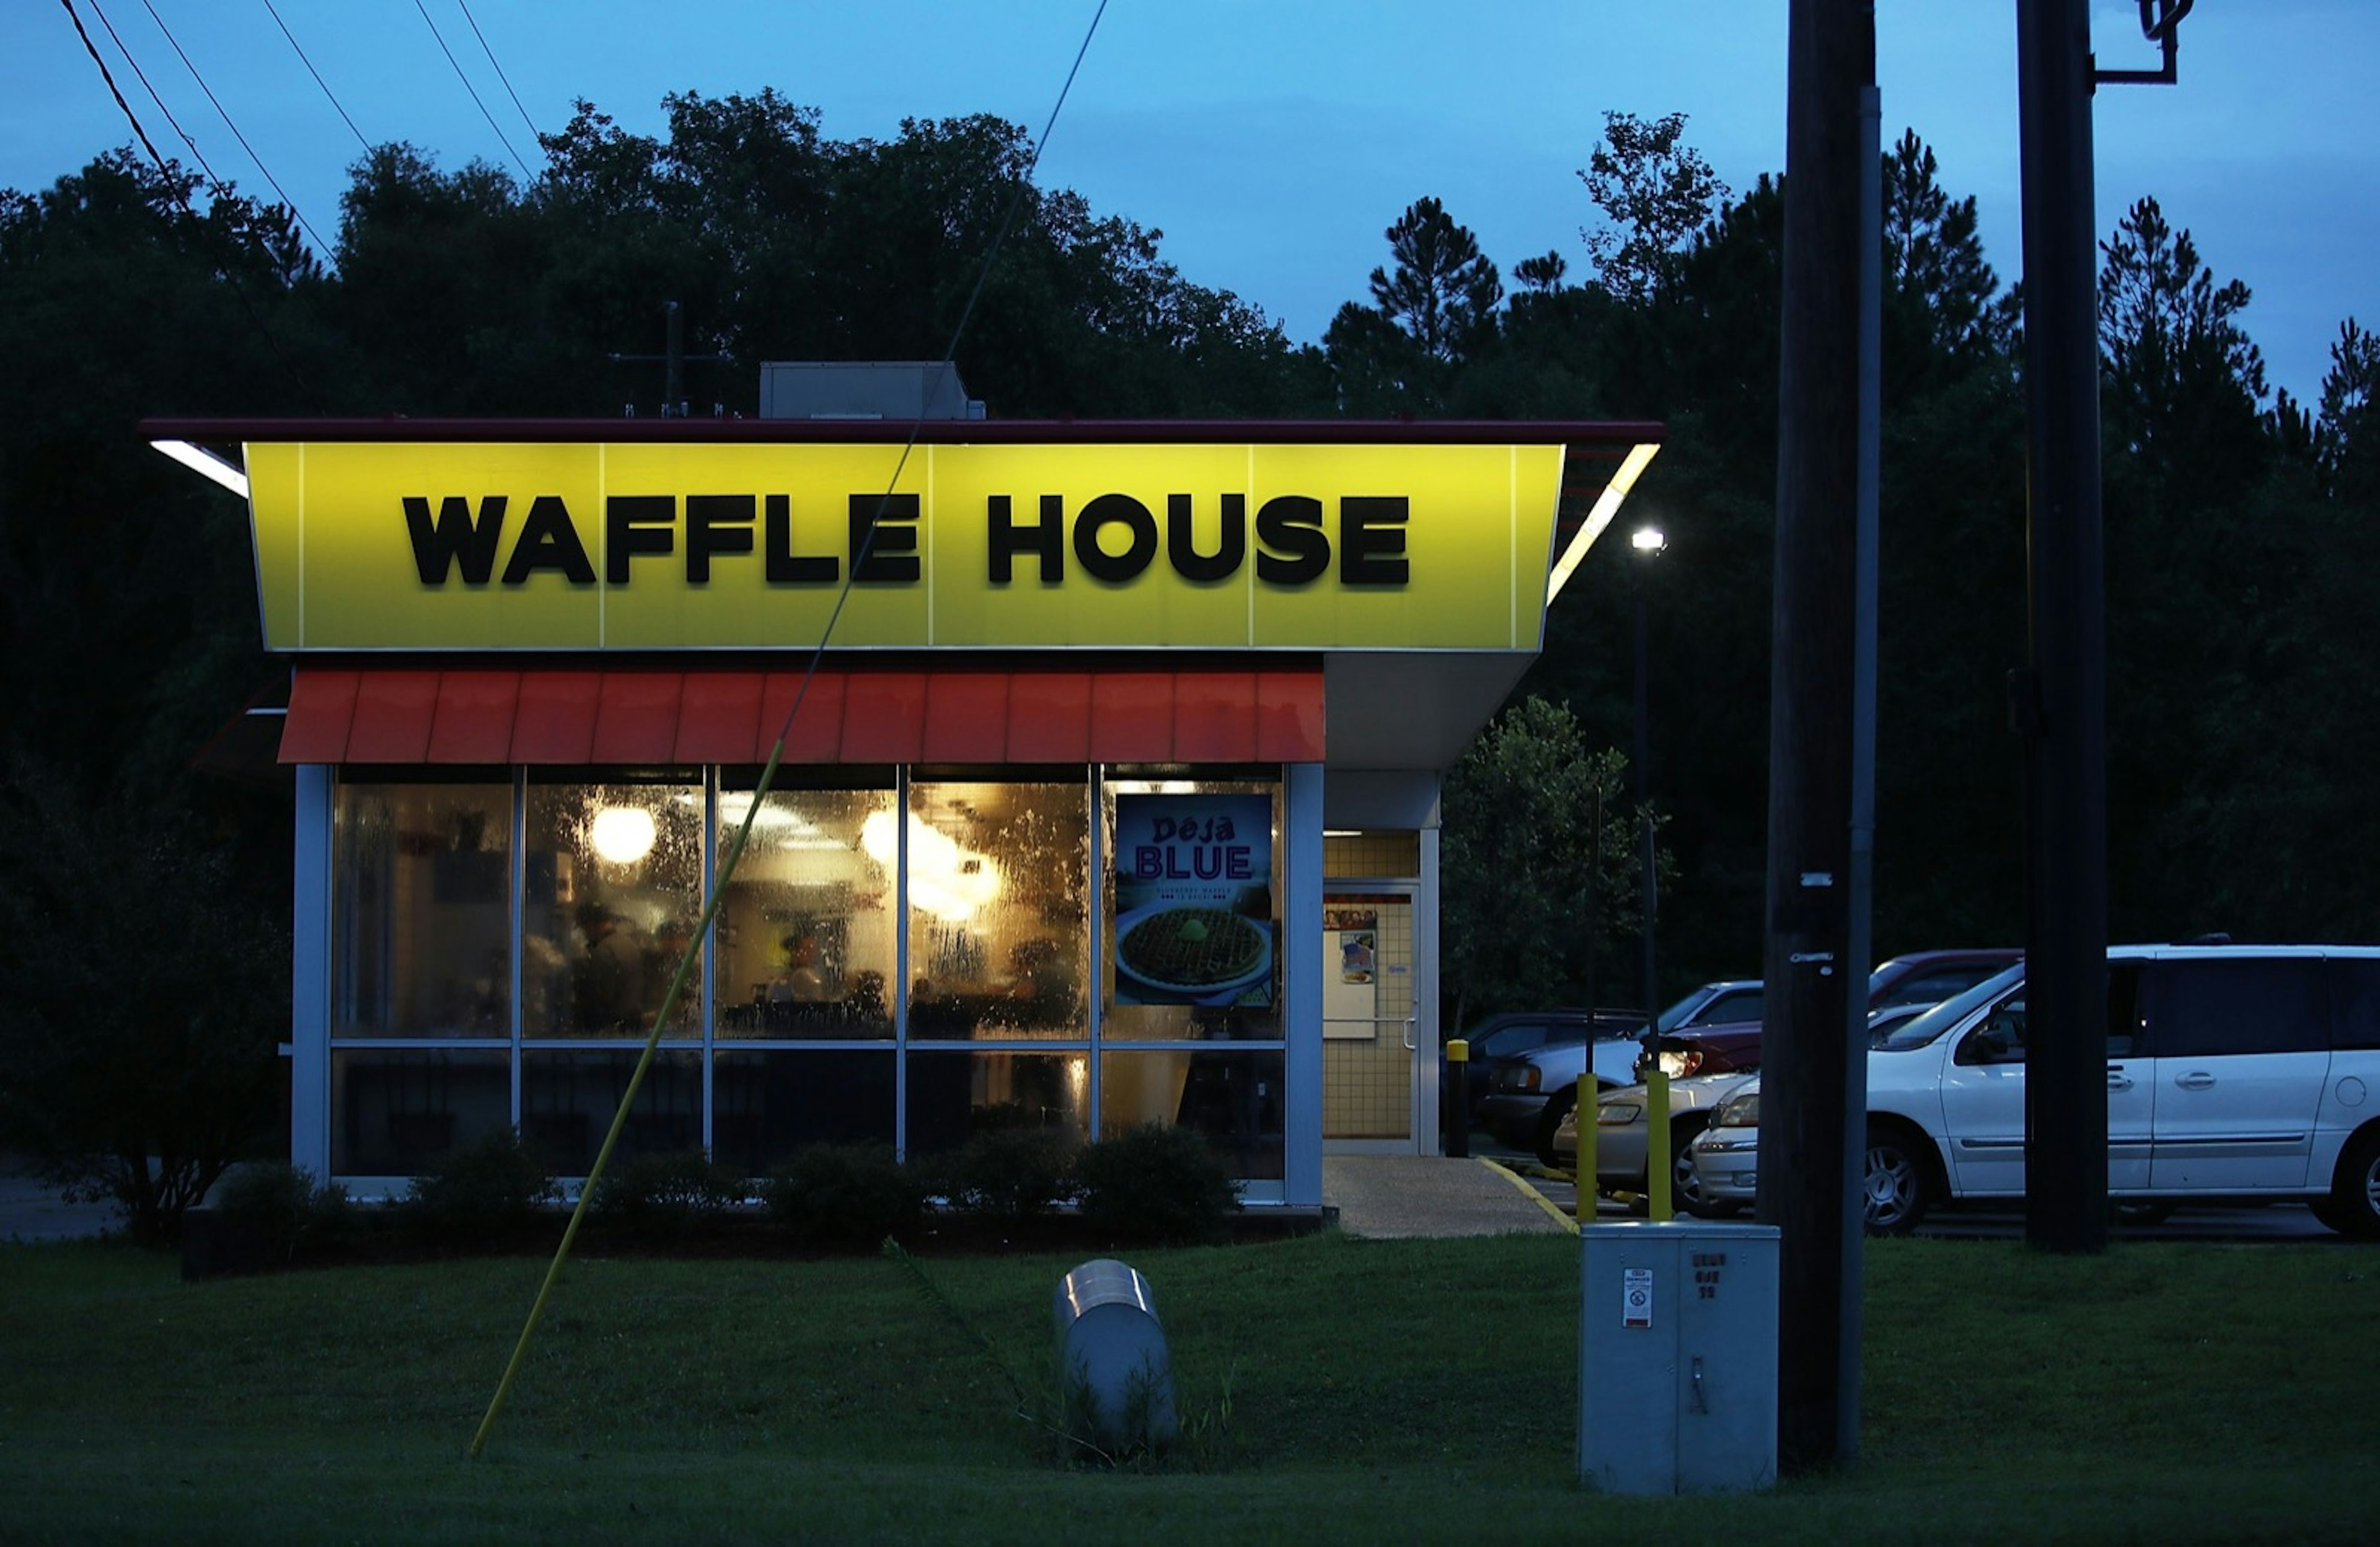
[1578, 1082, 1597, 1224]
[1444, 1039, 1469, 1158]
[1646, 1064, 1673, 1221]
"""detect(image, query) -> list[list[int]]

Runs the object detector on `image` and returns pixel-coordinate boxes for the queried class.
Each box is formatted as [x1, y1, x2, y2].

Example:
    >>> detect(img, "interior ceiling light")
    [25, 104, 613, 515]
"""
[591, 806, 657, 865]
[860, 809, 1001, 921]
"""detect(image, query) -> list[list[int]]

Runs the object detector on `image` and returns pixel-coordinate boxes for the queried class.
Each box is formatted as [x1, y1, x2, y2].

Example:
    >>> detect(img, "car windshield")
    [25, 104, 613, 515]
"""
[1874, 963, 2024, 1051]
[1652, 984, 1734, 1035]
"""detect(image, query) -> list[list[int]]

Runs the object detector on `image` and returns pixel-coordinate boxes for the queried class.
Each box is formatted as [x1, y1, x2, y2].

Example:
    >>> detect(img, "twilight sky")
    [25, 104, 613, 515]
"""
[6, 1, 2373, 407]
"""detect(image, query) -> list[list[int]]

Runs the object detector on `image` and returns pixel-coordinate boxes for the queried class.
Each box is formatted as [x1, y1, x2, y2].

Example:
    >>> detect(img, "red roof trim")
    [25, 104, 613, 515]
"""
[282, 667, 1325, 767]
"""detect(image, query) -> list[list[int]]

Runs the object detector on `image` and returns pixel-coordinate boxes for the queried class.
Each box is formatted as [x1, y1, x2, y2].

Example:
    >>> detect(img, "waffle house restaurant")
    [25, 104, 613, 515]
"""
[147, 415, 1659, 1208]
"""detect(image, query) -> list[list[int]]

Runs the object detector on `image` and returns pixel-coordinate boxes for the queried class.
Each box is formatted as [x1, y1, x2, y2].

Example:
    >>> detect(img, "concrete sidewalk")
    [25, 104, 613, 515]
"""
[1321, 1154, 1574, 1240]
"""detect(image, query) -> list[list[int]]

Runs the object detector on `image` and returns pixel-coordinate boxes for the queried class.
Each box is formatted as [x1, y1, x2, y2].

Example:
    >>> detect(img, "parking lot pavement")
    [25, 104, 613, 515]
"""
[0, 1158, 118, 1242]
[1465, 1137, 2345, 1241]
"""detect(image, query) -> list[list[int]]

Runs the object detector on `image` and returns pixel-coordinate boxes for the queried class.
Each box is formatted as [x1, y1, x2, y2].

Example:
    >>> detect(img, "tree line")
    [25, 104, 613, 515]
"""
[2, 97, 2374, 1227]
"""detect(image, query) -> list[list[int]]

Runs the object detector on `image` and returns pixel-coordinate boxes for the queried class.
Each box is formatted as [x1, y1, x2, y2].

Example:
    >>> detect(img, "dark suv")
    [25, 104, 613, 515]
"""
[1446, 1008, 1641, 1127]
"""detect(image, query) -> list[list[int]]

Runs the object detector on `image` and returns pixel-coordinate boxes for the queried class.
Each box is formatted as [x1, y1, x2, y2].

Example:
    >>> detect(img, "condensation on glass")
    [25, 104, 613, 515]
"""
[713, 781, 896, 1040]
[524, 778, 703, 1038]
[332, 782, 513, 1039]
[906, 780, 1091, 1042]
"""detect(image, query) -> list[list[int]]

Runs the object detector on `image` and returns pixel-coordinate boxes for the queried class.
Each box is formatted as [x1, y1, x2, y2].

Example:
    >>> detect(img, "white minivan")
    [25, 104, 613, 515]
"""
[1688, 943, 2380, 1236]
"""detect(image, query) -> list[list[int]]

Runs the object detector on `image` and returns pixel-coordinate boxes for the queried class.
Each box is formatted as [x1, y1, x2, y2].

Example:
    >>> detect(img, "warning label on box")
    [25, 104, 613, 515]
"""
[1622, 1266, 1654, 1329]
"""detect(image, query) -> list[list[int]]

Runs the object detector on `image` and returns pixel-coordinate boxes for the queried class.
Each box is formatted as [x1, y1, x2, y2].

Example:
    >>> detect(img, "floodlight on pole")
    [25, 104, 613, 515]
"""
[1632, 522, 1670, 1219]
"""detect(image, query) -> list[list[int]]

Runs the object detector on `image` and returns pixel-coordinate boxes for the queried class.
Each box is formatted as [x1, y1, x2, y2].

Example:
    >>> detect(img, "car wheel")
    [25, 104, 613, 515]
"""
[2325, 1128, 2380, 1239]
[1534, 1088, 1577, 1170]
[1862, 1124, 1934, 1235]
[1670, 1120, 1735, 1218]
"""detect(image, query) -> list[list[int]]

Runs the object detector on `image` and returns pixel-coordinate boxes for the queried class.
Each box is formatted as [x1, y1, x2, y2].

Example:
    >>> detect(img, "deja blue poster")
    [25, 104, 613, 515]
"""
[1112, 794, 1275, 1007]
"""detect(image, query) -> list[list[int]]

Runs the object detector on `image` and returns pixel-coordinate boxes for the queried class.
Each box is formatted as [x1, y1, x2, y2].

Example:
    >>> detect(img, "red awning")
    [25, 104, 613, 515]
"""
[280, 667, 1324, 766]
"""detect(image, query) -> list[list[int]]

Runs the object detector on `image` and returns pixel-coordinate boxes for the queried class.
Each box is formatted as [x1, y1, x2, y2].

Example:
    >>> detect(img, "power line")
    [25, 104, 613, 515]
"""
[456, 0, 542, 149]
[58, 0, 171, 175]
[138, 0, 331, 255]
[263, 0, 371, 156]
[412, 0, 534, 183]
[57, 0, 320, 408]
[84, 0, 233, 198]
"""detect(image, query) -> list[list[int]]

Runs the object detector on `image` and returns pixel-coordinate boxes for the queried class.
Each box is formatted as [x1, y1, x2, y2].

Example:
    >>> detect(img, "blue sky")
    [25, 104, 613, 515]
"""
[6, 1, 2373, 407]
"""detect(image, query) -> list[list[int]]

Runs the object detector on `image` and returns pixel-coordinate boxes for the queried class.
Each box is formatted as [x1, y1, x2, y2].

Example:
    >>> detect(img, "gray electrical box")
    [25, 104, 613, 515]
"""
[1579, 1220, 1779, 1494]
[757, 361, 985, 421]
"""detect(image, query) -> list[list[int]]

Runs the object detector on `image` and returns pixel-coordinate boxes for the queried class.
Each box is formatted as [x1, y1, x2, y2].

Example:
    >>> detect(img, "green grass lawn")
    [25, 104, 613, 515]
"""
[3, 1228, 2376, 1545]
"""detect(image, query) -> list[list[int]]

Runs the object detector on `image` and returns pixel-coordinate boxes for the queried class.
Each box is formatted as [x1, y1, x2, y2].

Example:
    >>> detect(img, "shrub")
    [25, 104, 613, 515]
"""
[206, 1161, 359, 1262]
[945, 1126, 1077, 1220]
[401, 1129, 557, 1244]
[1072, 1124, 1243, 1245]
[588, 1148, 746, 1235]
[763, 1145, 925, 1245]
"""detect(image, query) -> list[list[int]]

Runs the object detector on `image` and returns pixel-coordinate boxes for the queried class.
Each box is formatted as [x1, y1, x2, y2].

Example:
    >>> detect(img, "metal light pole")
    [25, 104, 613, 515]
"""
[1631, 524, 1671, 1220]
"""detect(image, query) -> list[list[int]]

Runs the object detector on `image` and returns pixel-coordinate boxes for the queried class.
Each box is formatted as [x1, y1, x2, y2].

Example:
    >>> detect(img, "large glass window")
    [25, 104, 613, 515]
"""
[1100, 1049, 1284, 1179]
[521, 1049, 703, 1170]
[330, 1049, 511, 1172]
[905, 1051, 1088, 1155]
[525, 778, 704, 1038]
[906, 780, 1090, 1041]
[713, 1050, 897, 1171]
[323, 764, 1289, 1181]
[713, 777, 896, 1039]
[332, 781, 513, 1039]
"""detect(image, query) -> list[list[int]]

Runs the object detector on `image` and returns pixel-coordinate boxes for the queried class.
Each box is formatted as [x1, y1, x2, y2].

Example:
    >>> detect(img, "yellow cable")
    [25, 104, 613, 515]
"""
[468, 742, 782, 1458]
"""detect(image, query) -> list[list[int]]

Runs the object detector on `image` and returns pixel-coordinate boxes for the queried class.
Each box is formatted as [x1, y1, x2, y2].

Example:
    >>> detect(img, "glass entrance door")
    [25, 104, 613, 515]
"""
[1321, 893, 1416, 1142]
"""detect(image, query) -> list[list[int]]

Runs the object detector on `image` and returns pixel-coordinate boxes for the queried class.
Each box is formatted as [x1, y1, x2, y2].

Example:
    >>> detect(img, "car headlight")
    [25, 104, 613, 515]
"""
[1712, 1090, 1761, 1127]
[1492, 1065, 1541, 1094]
[1596, 1102, 1643, 1126]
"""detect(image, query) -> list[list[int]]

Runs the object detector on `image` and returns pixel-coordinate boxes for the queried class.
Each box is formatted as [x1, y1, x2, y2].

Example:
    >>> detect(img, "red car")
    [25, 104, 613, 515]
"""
[1639, 948, 2022, 1081]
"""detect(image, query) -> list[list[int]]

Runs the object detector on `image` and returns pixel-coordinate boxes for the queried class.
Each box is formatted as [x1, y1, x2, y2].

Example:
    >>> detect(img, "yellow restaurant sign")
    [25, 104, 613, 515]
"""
[207, 437, 1623, 653]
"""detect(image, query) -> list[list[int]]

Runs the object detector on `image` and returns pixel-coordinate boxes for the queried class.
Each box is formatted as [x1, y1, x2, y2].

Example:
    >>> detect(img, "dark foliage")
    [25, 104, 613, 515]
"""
[205, 1161, 361, 1262]
[941, 1126, 1078, 1220]
[0, 766, 288, 1245]
[763, 1144, 927, 1245]
[400, 1129, 559, 1243]
[588, 1148, 747, 1236]
[1071, 1124, 1243, 1246]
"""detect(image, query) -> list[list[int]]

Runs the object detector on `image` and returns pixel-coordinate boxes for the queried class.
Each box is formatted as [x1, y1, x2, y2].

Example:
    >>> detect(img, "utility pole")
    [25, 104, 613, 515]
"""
[609, 299, 734, 418]
[1758, 0, 1872, 1474]
[2016, 0, 2190, 1254]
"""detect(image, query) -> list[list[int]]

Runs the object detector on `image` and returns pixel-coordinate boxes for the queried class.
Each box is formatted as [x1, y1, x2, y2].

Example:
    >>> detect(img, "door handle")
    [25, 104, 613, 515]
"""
[1401, 1017, 1416, 1051]
[2175, 1071, 2216, 1091]
[2107, 1072, 2133, 1091]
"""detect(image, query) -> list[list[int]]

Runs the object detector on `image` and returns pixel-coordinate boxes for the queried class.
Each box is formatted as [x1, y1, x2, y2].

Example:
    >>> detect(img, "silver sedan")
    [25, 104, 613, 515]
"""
[1551, 1071, 1759, 1216]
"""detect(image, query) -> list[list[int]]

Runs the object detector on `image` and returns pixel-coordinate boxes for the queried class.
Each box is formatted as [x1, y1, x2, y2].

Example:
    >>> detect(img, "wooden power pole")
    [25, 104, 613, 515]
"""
[1759, 0, 1874, 1473]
